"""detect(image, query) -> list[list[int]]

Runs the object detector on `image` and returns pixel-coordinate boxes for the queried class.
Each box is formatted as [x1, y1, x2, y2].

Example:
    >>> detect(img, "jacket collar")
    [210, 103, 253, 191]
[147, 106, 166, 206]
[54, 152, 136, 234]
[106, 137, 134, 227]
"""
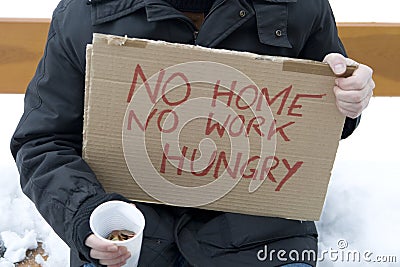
[90, 0, 294, 48]
[90, 0, 145, 25]
[90, 0, 190, 26]
[90, 0, 253, 48]
[144, 0, 255, 47]
[143, 0, 189, 22]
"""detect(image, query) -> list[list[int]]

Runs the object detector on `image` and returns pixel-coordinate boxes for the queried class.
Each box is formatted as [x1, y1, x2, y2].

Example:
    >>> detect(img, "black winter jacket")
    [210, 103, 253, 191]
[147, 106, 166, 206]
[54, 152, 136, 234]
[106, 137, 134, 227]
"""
[11, 0, 360, 266]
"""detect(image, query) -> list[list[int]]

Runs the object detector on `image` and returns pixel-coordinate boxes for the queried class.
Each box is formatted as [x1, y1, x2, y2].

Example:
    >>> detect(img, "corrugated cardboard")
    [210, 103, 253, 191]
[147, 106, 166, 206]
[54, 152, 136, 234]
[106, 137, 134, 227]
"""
[83, 33, 347, 221]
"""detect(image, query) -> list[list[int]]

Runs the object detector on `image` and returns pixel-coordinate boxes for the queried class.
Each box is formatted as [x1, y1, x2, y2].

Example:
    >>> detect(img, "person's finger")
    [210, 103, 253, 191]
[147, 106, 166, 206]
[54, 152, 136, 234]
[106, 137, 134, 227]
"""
[335, 91, 372, 118]
[335, 64, 373, 91]
[109, 261, 128, 267]
[85, 234, 133, 266]
[85, 234, 118, 252]
[90, 246, 128, 260]
[336, 104, 359, 119]
[109, 259, 128, 267]
[336, 99, 363, 114]
[333, 85, 371, 104]
[99, 251, 131, 266]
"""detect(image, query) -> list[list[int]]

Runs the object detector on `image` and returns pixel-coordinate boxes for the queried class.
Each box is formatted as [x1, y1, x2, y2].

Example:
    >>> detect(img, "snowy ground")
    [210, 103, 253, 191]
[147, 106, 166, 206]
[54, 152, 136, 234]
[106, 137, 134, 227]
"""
[0, 95, 69, 267]
[1, 95, 399, 266]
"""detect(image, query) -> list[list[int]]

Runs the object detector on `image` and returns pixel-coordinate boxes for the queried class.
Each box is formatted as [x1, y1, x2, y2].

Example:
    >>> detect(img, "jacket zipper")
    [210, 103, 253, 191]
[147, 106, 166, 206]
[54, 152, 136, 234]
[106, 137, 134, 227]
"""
[178, 0, 227, 43]
[177, 17, 198, 43]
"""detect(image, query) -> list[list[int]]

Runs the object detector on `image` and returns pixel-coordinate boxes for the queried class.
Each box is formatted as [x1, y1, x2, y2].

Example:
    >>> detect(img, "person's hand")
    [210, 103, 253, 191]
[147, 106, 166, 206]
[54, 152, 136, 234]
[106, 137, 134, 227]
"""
[85, 234, 131, 267]
[323, 53, 375, 118]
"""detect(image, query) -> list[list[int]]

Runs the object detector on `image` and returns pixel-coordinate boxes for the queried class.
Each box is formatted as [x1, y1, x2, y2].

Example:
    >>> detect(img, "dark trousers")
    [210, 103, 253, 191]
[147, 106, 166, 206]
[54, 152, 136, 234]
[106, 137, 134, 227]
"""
[74, 203, 318, 267]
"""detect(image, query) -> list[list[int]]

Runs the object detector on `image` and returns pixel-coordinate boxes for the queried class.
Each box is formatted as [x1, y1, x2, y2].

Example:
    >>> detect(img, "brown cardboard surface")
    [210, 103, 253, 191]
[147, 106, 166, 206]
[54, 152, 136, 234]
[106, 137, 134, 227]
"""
[83, 33, 346, 221]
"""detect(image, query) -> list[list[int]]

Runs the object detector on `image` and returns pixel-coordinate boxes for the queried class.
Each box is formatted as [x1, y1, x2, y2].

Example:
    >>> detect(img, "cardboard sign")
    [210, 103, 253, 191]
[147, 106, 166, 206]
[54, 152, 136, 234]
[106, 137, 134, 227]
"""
[83, 33, 346, 221]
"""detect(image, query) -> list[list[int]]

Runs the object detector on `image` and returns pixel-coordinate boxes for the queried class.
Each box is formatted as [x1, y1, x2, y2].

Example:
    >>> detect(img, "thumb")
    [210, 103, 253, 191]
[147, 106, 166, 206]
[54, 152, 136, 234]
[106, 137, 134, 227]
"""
[323, 53, 347, 75]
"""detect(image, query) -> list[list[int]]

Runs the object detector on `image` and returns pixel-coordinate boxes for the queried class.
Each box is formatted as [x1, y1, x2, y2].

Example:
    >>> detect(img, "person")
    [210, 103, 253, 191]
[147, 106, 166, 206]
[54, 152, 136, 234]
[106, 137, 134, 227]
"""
[10, 0, 374, 266]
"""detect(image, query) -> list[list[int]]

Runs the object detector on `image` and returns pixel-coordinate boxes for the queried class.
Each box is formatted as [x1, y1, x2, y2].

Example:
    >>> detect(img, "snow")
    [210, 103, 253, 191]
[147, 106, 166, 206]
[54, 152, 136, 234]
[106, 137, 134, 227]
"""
[0, 95, 69, 266]
[1, 95, 399, 266]
[0, 258, 14, 267]
[1, 231, 37, 263]
[35, 254, 46, 266]
[316, 97, 400, 266]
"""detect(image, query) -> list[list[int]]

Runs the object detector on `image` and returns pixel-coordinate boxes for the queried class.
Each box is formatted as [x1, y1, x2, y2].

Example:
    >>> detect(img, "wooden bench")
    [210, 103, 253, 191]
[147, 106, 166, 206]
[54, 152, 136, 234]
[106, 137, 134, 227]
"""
[1, 18, 399, 95]
[337, 23, 400, 96]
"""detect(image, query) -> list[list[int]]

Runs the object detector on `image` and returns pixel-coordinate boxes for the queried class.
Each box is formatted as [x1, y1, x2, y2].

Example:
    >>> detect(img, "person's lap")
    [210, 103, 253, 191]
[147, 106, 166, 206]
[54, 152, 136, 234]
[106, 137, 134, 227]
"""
[83, 203, 317, 267]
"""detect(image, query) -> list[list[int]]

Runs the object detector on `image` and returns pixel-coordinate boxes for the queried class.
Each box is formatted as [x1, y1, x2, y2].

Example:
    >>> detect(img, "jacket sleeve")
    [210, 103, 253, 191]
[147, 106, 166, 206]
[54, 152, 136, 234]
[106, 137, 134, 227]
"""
[299, 0, 361, 139]
[10, 3, 128, 264]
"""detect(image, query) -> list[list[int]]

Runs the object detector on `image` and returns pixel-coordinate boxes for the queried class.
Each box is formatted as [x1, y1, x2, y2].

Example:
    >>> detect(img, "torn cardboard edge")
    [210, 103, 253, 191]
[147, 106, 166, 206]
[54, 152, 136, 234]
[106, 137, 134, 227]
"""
[82, 44, 93, 159]
[93, 33, 356, 77]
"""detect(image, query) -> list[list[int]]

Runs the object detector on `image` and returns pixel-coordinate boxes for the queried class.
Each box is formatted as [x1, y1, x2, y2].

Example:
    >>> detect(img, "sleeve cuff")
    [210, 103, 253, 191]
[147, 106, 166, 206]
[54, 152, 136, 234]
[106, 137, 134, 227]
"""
[71, 192, 132, 264]
[341, 115, 361, 139]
